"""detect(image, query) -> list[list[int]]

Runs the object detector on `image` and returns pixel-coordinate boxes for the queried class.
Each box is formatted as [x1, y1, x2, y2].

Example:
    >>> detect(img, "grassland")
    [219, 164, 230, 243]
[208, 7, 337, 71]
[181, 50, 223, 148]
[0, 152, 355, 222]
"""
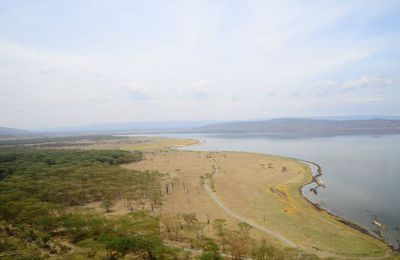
[125, 149, 393, 258]
[0, 135, 198, 152]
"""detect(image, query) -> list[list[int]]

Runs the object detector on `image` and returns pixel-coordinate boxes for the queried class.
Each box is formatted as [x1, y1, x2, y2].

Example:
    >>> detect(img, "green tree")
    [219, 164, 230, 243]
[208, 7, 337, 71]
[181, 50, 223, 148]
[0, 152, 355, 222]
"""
[161, 215, 182, 241]
[225, 223, 253, 259]
[101, 195, 116, 213]
[237, 222, 252, 239]
[196, 237, 220, 253]
[182, 213, 200, 247]
[251, 239, 281, 260]
[212, 218, 227, 250]
[101, 235, 134, 260]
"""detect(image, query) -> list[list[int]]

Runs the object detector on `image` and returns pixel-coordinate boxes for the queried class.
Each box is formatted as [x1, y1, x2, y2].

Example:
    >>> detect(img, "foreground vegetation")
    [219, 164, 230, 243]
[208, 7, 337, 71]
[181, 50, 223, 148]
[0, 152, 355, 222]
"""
[0, 148, 168, 259]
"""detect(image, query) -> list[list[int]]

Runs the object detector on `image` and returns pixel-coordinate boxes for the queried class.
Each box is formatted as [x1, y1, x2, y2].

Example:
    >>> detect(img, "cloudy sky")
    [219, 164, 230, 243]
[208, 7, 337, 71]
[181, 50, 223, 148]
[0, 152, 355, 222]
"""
[1, 1, 400, 128]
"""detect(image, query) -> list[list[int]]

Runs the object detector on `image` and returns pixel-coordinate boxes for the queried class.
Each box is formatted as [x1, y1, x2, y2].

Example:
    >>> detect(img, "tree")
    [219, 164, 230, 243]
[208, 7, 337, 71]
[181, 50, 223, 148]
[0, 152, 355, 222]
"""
[225, 231, 248, 260]
[101, 235, 134, 260]
[100, 234, 164, 260]
[182, 213, 200, 247]
[225, 223, 253, 259]
[251, 239, 281, 260]
[149, 189, 162, 212]
[237, 222, 252, 239]
[124, 190, 141, 211]
[130, 234, 163, 260]
[212, 219, 227, 251]
[101, 195, 115, 213]
[161, 215, 182, 241]
[196, 237, 220, 253]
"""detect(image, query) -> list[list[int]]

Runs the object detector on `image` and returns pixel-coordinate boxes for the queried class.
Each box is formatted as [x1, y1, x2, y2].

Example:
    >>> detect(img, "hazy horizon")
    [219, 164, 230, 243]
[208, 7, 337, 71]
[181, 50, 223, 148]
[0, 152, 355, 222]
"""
[1, 114, 400, 133]
[1, 1, 400, 129]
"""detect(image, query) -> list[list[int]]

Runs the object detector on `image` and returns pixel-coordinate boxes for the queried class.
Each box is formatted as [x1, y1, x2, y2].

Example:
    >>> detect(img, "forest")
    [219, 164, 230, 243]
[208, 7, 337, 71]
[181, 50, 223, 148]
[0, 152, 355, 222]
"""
[0, 148, 171, 259]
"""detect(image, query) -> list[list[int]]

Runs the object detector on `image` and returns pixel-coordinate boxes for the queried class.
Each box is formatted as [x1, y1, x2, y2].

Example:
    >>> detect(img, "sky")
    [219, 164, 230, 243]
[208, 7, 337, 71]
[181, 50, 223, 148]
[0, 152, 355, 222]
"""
[1, 0, 400, 129]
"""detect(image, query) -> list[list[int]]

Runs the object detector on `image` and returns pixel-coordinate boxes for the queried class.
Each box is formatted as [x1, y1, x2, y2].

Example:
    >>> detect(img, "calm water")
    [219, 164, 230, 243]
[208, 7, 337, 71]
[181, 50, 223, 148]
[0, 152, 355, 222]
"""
[131, 133, 400, 248]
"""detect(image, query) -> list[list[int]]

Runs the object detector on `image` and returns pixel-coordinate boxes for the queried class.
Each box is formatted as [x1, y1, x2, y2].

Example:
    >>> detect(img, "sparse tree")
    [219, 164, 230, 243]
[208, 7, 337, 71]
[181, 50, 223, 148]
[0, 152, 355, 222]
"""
[162, 215, 182, 241]
[237, 222, 252, 239]
[196, 237, 220, 253]
[225, 223, 253, 259]
[101, 195, 115, 213]
[251, 239, 279, 260]
[212, 218, 227, 251]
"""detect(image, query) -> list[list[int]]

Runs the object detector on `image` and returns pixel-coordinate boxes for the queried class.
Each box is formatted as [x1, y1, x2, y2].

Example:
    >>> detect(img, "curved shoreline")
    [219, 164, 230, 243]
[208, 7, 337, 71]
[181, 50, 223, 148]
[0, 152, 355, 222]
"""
[260, 154, 394, 253]
[176, 139, 394, 255]
[297, 160, 383, 239]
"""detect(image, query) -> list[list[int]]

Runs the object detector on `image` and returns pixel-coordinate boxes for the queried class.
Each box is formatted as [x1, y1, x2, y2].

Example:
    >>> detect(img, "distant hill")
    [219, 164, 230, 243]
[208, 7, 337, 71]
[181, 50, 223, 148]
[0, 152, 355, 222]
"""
[192, 118, 400, 135]
[0, 127, 32, 137]
[304, 115, 400, 121]
[4, 118, 400, 137]
[35, 120, 225, 134]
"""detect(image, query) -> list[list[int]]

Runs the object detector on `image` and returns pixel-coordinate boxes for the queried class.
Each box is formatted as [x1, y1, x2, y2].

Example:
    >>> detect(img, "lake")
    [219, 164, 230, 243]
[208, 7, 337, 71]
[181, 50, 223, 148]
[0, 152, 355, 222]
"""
[132, 133, 400, 249]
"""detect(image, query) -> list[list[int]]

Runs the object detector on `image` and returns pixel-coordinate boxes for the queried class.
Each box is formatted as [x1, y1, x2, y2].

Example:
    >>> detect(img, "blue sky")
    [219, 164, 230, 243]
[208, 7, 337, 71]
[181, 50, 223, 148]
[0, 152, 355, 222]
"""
[0, 0, 399, 128]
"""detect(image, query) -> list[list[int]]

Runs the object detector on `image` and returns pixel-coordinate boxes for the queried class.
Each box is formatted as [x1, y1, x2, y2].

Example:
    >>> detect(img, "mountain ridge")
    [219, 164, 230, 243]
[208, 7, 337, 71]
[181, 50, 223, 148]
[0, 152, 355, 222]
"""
[0, 127, 33, 137]
[192, 118, 400, 135]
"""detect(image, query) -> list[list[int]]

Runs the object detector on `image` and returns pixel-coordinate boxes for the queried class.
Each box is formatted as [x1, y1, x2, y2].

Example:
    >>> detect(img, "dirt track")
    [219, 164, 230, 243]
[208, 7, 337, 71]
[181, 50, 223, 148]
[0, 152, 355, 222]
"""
[203, 158, 297, 248]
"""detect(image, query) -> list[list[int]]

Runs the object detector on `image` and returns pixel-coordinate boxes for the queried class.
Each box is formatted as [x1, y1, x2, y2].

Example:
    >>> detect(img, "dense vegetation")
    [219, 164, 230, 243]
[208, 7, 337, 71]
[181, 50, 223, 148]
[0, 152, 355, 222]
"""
[0, 148, 174, 259]
[0, 135, 128, 147]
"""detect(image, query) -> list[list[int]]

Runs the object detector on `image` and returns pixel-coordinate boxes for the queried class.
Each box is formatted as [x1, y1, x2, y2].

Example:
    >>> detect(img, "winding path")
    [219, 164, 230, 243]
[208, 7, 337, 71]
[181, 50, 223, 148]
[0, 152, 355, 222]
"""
[202, 158, 392, 259]
[203, 159, 298, 248]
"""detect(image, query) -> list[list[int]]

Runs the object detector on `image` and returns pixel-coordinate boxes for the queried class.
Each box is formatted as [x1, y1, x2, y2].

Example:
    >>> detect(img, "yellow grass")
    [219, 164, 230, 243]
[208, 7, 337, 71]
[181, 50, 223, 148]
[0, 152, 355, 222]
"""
[55, 136, 199, 151]
[123, 150, 259, 238]
[120, 137, 199, 151]
[124, 149, 392, 258]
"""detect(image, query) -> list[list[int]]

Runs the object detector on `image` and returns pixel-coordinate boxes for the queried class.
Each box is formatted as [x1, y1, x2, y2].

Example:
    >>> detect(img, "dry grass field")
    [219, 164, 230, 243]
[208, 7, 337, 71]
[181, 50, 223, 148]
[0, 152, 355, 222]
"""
[124, 149, 392, 258]
[40, 136, 200, 151]
[123, 150, 264, 237]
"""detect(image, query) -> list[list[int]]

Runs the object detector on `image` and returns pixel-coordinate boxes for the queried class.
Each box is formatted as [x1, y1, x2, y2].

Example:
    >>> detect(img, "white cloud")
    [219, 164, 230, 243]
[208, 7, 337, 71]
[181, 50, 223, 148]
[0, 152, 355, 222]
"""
[305, 75, 399, 97]
[340, 76, 397, 90]
[122, 81, 151, 100]
[76, 94, 112, 104]
[346, 97, 385, 103]
[183, 80, 213, 100]
[77, 81, 154, 104]
[0, 41, 100, 74]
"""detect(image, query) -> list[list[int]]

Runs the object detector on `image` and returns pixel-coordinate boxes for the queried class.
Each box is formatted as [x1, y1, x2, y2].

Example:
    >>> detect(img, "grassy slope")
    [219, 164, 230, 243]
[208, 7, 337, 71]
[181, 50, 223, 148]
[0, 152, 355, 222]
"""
[214, 152, 391, 257]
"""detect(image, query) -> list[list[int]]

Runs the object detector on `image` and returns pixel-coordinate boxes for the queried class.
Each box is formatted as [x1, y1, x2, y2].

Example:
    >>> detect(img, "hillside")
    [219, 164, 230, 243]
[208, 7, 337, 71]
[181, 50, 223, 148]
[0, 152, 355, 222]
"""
[0, 126, 32, 137]
[193, 118, 400, 135]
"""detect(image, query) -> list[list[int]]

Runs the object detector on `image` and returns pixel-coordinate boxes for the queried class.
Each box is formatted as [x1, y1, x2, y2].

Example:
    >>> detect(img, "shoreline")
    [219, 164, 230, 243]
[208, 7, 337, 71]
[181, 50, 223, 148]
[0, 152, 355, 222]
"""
[297, 160, 389, 245]
[176, 138, 394, 254]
